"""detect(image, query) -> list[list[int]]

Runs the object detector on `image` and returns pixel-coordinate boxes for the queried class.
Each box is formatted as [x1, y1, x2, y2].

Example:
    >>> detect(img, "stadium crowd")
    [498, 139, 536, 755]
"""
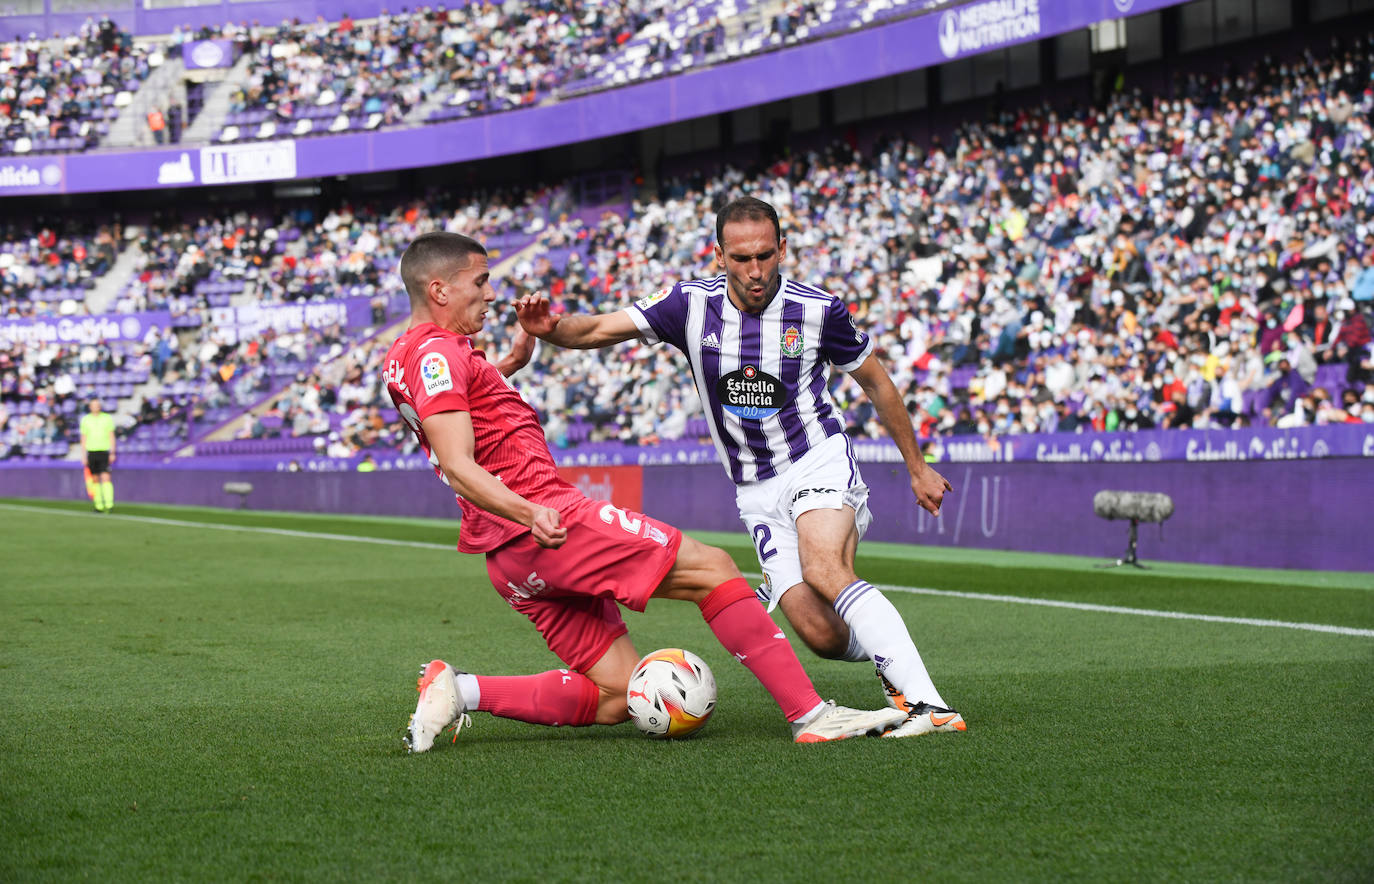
[0, 0, 925, 153]
[4, 34, 1374, 461]
[219, 1, 693, 130]
[496, 38, 1374, 445]
[0, 221, 121, 318]
[0, 184, 569, 458]
[0, 17, 156, 155]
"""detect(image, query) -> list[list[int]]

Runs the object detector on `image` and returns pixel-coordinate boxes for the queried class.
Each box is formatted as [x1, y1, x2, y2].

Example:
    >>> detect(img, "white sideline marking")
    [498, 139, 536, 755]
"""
[866, 583, 1374, 639]
[0, 503, 454, 552]
[4, 503, 1370, 638]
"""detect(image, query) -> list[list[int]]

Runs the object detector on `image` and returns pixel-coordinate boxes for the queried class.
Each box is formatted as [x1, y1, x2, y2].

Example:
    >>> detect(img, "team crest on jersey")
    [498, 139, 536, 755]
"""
[780, 325, 804, 358]
[420, 353, 453, 395]
[635, 286, 672, 310]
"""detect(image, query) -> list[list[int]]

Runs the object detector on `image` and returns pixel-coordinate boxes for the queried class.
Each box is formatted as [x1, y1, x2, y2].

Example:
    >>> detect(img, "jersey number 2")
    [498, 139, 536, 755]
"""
[752, 524, 777, 562]
[599, 503, 642, 535]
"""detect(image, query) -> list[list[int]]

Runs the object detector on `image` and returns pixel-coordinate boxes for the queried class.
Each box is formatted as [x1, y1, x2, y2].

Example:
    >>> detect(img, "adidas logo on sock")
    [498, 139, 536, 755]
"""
[873, 654, 892, 672]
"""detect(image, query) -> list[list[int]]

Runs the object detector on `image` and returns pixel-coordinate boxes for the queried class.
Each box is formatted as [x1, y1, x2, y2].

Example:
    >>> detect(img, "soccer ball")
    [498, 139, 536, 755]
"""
[626, 648, 717, 738]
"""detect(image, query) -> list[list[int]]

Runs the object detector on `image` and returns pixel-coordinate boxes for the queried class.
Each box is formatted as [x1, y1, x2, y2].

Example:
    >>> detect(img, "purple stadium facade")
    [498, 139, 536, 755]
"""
[4, 444, 1372, 571]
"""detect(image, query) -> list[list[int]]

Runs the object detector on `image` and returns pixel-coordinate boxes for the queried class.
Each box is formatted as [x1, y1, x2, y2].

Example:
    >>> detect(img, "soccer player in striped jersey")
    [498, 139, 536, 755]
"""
[516, 197, 965, 738]
[386, 231, 905, 751]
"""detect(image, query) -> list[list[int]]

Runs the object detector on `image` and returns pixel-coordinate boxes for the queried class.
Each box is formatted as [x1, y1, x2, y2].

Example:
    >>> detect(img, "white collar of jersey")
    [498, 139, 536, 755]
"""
[724, 275, 788, 317]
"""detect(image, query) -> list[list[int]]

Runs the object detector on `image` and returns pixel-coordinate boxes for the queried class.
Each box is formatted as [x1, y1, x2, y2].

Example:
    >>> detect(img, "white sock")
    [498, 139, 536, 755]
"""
[455, 673, 480, 710]
[840, 628, 868, 662]
[834, 580, 948, 708]
[792, 699, 828, 726]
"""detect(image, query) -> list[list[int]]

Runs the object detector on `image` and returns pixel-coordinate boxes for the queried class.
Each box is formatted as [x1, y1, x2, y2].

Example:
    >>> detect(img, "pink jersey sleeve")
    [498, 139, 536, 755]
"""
[408, 336, 471, 420]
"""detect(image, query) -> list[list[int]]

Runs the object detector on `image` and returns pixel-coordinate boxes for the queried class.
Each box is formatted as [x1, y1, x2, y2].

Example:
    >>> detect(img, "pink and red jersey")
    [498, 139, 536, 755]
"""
[383, 322, 583, 553]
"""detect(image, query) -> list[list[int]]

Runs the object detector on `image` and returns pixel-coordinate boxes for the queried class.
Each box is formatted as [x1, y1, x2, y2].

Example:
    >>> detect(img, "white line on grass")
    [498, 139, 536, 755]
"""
[868, 583, 1374, 638]
[0, 502, 455, 552]
[5, 502, 1371, 638]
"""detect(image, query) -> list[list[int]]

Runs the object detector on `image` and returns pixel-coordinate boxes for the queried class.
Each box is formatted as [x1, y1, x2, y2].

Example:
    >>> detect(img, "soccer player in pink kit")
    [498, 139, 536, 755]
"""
[385, 231, 903, 751]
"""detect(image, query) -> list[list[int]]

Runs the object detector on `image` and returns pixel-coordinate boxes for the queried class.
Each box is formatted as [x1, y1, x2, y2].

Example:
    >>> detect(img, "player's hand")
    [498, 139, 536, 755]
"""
[515, 293, 560, 339]
[912, 466, 952, 517]
[530, 506, 567, 549]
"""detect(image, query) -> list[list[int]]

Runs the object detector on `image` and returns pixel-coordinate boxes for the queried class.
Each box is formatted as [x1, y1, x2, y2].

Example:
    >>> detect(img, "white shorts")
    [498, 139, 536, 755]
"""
[735, 433, 871, 611]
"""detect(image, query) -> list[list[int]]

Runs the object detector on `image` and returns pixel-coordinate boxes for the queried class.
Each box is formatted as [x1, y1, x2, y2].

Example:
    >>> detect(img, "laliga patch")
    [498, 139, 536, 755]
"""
[635, 286, 672, 310]
[420, 353, 453, 394]
[716, 364, 787, 420]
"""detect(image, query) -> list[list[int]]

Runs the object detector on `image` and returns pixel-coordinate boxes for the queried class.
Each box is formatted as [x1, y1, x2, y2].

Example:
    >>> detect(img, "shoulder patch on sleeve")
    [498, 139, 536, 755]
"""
[635, 286, 673, 310]
[420, 352, 453, 395]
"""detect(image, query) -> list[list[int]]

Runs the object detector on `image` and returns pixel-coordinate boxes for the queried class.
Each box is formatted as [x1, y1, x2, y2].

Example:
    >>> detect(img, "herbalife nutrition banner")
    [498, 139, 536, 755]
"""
[0, 311, 171, 347]
[0, 0, 1189, 198]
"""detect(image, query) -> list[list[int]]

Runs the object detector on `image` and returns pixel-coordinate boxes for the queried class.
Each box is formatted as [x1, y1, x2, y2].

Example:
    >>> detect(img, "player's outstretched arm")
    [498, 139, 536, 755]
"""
[514, 292, 640, 349]
[849, 353, 952, 516]
[421, 409, 567, 548]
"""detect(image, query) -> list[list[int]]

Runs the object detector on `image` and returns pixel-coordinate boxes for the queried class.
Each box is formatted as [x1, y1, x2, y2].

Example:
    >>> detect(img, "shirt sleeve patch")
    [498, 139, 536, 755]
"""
[420, 352, 454, 394]
[635, 286, 672, 310]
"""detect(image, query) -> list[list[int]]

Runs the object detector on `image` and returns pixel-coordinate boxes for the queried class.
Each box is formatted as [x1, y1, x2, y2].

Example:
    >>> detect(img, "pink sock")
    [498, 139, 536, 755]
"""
[699, 578, 823, 722]
[475, 670, 600, 727]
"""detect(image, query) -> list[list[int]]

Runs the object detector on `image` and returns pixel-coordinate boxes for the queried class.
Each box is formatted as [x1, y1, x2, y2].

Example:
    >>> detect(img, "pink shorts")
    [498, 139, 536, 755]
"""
[485, 497, 683, 673]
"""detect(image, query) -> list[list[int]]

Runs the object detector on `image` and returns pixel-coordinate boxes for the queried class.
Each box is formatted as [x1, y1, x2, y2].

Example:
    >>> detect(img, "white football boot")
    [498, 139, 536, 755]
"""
[877, 670, 967, 737]
[791, 700, 907, 743]
[405, 659, 471, 753]
[882, 702, 967, 738]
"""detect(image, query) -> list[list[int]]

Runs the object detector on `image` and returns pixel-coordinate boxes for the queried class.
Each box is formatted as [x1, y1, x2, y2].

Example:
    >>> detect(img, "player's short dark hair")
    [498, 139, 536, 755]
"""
[399, 231, 487, 302]
[716, 196, 781, 248]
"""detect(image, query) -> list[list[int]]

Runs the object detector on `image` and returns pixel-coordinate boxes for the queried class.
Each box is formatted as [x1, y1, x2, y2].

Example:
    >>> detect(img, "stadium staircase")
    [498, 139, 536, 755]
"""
[83, 233, 146, 315]
[181, 52, 255, 145]
[103, 51, 186, 149]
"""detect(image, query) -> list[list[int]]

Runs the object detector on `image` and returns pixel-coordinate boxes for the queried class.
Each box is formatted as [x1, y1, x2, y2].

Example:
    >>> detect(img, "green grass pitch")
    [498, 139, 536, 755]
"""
[1, 498, 1371, 882]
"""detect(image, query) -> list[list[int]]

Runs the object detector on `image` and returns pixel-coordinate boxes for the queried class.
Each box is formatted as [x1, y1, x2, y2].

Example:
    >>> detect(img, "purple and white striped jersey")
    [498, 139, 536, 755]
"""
[627, 274, 873, 484]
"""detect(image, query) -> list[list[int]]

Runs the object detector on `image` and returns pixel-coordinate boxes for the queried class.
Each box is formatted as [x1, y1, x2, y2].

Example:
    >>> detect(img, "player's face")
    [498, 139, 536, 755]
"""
[440, 253, 496, 335]
[715, 217, 786, 315]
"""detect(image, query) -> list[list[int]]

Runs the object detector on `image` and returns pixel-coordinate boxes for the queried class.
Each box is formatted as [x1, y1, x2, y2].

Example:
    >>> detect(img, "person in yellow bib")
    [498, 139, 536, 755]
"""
[79, 399, 117, 512]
